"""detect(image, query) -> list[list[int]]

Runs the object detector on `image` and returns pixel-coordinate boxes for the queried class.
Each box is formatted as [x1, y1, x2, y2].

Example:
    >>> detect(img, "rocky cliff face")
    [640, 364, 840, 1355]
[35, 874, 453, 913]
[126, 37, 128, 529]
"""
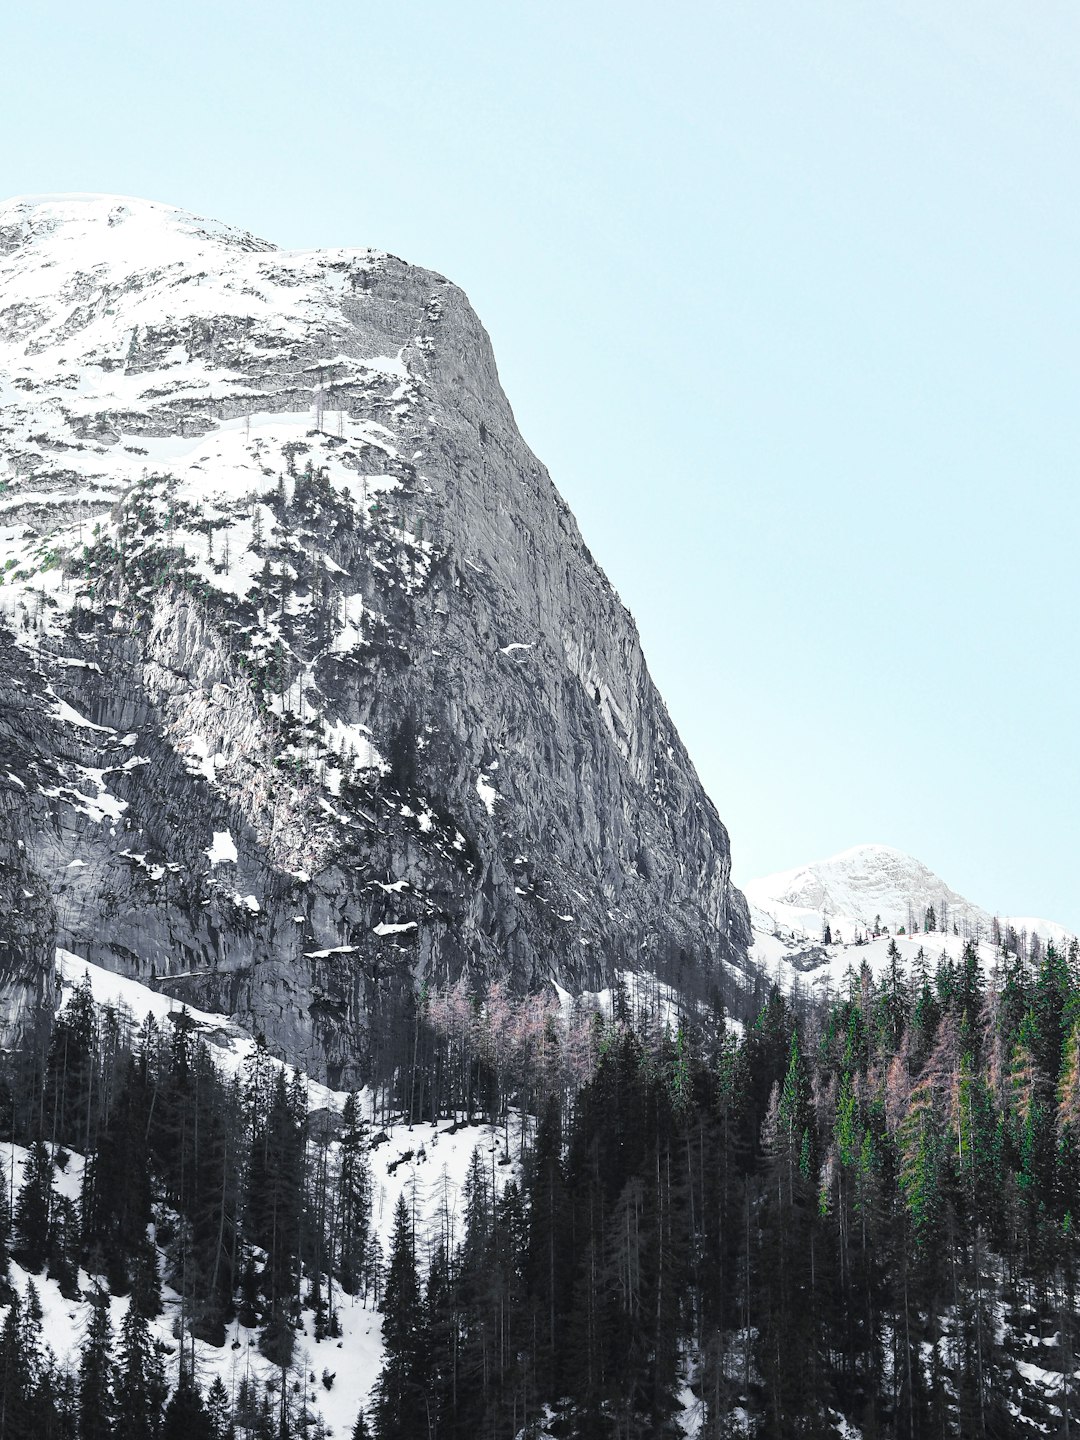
[0, 194, 750, 1082]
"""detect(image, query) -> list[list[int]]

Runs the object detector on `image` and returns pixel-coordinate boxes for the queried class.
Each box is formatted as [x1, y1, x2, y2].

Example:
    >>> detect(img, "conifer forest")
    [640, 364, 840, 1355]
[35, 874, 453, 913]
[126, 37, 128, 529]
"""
[0, 936, 1077, 1438]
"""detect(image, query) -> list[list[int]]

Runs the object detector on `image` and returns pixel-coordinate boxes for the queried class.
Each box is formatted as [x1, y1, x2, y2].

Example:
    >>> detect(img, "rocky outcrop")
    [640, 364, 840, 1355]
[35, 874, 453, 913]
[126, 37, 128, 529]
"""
[0, 194, 750, 1082]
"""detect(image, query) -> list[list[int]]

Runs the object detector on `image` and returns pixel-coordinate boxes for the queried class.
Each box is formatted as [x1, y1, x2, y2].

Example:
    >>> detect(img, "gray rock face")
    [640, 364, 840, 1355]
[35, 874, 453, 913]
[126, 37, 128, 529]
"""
[0, 194, 750, 1082]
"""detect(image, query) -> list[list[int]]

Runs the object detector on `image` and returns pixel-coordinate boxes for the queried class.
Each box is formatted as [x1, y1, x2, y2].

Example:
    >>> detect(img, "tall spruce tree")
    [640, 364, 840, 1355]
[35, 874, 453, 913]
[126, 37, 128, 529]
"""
[374, 1194, 428, 1440]
[78, 1293, 115, 1440]
[161, 1370, 211, 1440]
[205, 1375, 233, 1440]
[336, 1092, 371, 1295]
[0, 1292, 32, 1440]
[12, 1142, 51, 1274]
[116, 1302, 167, 1440]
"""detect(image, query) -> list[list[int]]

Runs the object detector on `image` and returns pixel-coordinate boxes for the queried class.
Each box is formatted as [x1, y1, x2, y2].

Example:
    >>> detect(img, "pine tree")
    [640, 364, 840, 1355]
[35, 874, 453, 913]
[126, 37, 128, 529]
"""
[0, 1292, 33, 1440]
[775, 1029, 815, 1196]
[1057, 1019, 1080, 1223]
[44, 974, 97, 1151]
[13, 1142, 52, 1273]
[161, 1370, 211, 1440]
[336, 1092, 371, 1295]
[249, 1071, 303, 1321]
[82, 1055, 153, 1290]
[78, 1293, 115, 1440]
[898, 1079, 944, 1253]
[0, 1153, 10, 1289]
[48, 1193, 80, 1299]
[206, 1375, 232, 1440]
[114, 1303, 166, 1440]
[0, 1290, 60, 1440]
[526, 1095, 570, 1394]
[422, 1239, 456, 1438]
[373, 1194, 427, 1440]
[129, 1231, 163, 1319]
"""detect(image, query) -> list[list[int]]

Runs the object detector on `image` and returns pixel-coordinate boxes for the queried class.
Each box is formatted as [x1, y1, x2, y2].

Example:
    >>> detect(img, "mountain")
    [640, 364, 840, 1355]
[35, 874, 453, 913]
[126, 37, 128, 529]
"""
[744, 843, 987, 941]
[0, 193, 750, 1083]
[744, 840, 1075, 987]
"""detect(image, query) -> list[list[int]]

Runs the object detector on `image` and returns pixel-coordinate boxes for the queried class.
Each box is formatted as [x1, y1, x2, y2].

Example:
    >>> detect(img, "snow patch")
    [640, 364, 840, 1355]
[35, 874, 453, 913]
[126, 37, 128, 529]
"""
[372, 920, 417, 937]
[476, 773, 499, 815]
[206, 829, 238, 864]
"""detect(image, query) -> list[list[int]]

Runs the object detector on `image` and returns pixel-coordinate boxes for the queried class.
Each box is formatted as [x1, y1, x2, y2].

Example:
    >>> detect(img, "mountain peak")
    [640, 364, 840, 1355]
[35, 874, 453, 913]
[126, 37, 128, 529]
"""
[744, 844, 983, 941]
[0, 192, 277, 264]
[745, 842, 1072, 949]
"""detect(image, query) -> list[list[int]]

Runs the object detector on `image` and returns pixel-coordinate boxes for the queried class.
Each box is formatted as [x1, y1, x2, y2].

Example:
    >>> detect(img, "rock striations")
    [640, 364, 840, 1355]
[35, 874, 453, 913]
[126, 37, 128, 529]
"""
[0, 194, 749, 1082]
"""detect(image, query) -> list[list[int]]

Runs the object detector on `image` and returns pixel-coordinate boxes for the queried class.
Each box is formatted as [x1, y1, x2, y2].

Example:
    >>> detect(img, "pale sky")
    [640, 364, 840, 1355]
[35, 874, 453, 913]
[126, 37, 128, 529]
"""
[5, 1, 1079, 931]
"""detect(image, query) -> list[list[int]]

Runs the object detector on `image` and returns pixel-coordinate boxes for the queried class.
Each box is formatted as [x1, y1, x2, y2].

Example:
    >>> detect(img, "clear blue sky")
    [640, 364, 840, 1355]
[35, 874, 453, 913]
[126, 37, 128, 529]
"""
[6, 2, 1079, 930]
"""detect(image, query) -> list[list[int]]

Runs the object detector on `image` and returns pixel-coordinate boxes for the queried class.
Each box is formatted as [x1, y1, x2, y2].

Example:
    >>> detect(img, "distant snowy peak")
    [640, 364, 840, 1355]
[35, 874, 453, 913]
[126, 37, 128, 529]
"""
[744, 843, 1071, 948]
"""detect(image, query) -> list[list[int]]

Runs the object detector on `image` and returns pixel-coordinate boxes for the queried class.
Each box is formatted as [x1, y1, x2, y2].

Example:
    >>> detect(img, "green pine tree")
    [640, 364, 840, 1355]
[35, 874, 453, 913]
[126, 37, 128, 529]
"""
[78, 1293, 116, 1440]
[373, 1194, 428, 1440]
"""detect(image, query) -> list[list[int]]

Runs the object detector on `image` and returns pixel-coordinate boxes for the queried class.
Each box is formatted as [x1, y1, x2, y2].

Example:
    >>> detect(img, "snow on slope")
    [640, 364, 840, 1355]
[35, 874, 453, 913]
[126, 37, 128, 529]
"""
[0, 193, 431, 802]
[744, 843, 985, 943]
[0, 194, 412, 581]
[13, 949, 518, 1436]
[750, 924, 983, 998]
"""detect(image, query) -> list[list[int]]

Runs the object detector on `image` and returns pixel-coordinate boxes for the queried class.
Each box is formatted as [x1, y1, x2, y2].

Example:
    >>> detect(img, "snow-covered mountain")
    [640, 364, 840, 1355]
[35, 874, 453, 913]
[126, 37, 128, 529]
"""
[0, 193, 749, 1082]
[745, 843, 985, 942]
[744, 842, 1075, 992]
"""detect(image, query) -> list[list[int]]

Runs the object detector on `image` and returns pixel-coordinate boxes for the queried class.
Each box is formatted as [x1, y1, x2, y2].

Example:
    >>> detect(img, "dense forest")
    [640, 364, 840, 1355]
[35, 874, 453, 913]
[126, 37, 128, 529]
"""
[0, 934, 1077, 1437]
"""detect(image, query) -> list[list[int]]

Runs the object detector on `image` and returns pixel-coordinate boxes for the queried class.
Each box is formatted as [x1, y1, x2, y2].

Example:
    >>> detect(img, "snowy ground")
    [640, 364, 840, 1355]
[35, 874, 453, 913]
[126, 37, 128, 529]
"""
[750, 922, 1016, 999]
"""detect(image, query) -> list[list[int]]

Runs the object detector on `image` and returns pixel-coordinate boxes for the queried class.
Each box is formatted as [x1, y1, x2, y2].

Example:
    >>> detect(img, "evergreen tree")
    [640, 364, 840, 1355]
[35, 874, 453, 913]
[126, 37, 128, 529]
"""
[898, 1079, 944, 1254]
[774, 1028, 815, 1195]
[206, 1375, 232, 1440]
[12, 1142, 51, 1273]
[0, 1160, 9, 1294]
[129, 1232, 163, 1320]
[44, 975, 97, 1152]
[248, 1071, 303, 1324]
[48, 1194, 80, 1300]
[373, 1194, 427, 1440]
[0, 1292, 33, 1440]
[82, 1056, 153, 1291]
[335, 1093, 371, 1295]
[78, 1293, 115, 1440]
[161, 1371, 211, 1440]
[525, 1095, 570, 1393]
[113, 1303, 166, 1440]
